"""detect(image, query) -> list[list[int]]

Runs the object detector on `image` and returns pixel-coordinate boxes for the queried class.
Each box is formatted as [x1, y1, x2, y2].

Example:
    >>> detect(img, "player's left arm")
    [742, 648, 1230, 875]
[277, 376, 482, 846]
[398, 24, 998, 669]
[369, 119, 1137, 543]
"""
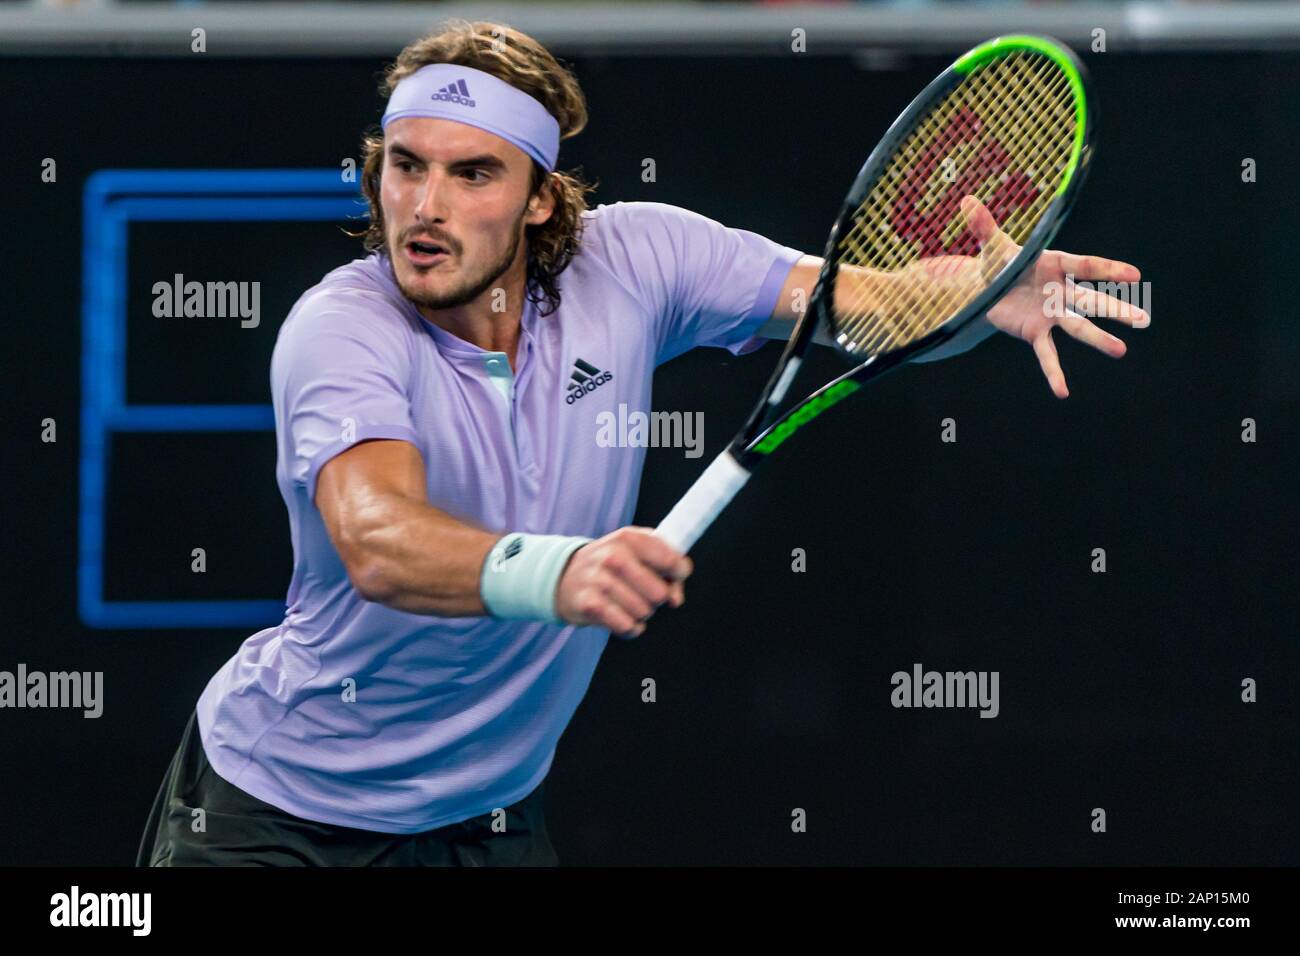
[756, 255, 835, 344]
[757, 256, 902, 344]
[755, 199, 1149, 397]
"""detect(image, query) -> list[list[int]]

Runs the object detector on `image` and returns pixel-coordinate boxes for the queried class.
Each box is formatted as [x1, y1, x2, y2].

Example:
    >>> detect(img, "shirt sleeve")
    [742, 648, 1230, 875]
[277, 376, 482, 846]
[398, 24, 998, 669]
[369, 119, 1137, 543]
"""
[270, 289, 421, 502]
[593, 201, 805, 366]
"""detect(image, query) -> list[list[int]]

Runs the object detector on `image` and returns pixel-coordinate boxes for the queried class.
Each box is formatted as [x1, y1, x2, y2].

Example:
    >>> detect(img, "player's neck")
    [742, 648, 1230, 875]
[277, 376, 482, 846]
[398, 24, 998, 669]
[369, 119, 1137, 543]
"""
[419, 287, 526, 369]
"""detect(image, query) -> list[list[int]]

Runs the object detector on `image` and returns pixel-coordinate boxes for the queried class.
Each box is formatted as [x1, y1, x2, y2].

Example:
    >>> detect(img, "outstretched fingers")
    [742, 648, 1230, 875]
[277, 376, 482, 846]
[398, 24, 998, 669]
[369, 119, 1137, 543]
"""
[1054, 250, 1141, 285]
[1032, 328, 1069, 399]
[1069, 281, 1150, 329]
[1056, 307, 1127, 358]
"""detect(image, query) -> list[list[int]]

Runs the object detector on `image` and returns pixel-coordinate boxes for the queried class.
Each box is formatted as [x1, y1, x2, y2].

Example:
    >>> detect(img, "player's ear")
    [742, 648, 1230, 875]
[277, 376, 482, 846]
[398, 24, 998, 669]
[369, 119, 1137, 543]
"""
[525, 172, 557, 227]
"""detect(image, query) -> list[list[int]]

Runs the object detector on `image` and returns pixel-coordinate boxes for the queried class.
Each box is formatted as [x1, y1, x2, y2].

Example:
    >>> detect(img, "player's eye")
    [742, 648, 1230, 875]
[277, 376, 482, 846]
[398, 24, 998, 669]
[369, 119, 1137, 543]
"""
[461, 167, 489, 182]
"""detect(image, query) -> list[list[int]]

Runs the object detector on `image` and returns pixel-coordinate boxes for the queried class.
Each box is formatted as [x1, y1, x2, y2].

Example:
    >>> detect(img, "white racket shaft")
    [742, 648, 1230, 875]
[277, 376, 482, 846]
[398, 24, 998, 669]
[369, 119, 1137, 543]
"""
[653, 449, 751, 554]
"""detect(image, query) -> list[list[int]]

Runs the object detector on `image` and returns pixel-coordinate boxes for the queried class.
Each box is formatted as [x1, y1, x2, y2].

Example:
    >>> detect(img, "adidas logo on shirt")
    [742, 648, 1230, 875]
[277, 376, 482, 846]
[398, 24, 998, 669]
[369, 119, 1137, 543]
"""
[431, 79, 475, 108]
[565, 357, 613, 405]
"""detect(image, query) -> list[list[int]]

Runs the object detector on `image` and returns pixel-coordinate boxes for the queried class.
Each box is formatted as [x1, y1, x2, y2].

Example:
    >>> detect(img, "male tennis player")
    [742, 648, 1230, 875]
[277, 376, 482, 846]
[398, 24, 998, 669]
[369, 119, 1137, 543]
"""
[138, 21, 1145, 867]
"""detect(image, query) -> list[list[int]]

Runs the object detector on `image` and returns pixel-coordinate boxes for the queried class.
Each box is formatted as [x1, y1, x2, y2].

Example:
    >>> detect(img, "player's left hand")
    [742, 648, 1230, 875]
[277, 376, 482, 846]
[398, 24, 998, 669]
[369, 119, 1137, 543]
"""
[963, 195, 1149, 399]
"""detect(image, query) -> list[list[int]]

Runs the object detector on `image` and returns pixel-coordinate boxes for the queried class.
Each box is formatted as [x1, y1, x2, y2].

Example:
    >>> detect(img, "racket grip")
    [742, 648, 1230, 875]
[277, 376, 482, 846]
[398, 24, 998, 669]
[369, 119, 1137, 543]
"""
[653, 449, 751, 554]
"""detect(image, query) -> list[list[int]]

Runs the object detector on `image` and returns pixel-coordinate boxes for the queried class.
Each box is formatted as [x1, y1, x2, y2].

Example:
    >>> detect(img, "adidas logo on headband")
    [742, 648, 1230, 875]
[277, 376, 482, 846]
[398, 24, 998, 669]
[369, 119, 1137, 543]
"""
[382, 64, 560, 170]
[430, 79, 476, 108]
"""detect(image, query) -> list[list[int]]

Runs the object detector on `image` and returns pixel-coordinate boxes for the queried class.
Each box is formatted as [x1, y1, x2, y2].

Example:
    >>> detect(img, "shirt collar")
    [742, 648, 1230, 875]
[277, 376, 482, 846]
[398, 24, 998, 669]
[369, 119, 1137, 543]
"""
[412, 290, 538, 368]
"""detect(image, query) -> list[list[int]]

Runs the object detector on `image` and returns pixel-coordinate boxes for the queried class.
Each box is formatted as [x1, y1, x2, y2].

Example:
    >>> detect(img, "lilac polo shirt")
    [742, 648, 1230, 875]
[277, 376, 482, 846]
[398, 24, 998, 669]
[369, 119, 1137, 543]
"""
[195, 200, 805, 833]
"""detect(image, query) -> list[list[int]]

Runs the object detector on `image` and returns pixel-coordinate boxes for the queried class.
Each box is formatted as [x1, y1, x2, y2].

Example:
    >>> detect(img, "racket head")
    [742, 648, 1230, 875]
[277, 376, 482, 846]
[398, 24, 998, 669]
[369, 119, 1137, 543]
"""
[813, 34, 1095, 366]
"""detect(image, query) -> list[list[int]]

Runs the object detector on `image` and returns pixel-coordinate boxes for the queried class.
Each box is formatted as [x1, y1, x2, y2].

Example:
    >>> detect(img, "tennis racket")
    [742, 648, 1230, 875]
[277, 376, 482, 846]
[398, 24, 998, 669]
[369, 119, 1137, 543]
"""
[653, 34, 1094, 554]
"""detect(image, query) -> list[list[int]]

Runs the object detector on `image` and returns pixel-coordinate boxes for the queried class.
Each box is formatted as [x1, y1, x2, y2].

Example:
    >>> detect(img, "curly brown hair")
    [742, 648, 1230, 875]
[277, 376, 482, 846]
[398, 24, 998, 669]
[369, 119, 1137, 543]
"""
[354, 20, 597, 316]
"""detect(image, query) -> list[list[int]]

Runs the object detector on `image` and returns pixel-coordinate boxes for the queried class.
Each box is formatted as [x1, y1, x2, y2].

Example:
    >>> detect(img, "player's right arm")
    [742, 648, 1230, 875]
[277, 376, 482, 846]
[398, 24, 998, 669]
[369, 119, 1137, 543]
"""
[315, 437, 495, 616]
[315, 438, 689, 633]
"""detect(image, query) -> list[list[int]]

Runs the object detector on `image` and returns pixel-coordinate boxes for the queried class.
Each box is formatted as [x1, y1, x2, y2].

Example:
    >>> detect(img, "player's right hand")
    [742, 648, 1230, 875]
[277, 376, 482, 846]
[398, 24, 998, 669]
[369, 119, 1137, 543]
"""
[554, 527, 692, 637]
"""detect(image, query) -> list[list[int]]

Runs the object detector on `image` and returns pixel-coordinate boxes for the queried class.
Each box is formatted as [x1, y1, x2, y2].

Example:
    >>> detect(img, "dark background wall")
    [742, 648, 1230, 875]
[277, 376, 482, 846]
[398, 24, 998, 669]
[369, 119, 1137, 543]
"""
[2, 48, 1297, 865]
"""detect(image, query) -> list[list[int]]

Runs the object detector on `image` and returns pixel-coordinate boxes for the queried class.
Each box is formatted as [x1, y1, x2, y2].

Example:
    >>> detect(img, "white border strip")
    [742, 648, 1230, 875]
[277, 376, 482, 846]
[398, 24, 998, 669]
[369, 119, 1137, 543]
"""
[4, 2, 1300, 56]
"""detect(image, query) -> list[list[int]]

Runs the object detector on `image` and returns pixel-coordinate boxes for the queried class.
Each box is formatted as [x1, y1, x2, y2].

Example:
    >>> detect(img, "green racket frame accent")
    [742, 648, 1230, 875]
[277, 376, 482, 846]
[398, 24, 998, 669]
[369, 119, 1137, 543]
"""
[752, 379, 861, 455]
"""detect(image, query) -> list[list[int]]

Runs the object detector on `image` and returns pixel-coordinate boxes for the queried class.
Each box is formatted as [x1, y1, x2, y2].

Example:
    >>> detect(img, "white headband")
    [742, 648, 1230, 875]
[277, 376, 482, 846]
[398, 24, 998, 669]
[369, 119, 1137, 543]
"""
[382, 63, 561, 171]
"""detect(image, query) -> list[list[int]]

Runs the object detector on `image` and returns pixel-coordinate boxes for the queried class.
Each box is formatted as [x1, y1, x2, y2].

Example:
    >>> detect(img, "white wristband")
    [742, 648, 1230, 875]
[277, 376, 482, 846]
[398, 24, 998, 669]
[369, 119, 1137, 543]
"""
[479, 532, 592, 623]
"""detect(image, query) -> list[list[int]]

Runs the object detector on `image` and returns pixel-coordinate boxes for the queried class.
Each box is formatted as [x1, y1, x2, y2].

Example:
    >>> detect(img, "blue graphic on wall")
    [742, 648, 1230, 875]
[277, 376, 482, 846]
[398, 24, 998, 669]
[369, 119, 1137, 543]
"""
[79, 169, 362, 628]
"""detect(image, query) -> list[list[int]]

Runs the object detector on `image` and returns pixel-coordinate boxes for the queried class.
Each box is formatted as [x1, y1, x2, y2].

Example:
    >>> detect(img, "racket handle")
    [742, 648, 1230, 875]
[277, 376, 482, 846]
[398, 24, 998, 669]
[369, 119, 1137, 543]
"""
[653, 449, 752, 554]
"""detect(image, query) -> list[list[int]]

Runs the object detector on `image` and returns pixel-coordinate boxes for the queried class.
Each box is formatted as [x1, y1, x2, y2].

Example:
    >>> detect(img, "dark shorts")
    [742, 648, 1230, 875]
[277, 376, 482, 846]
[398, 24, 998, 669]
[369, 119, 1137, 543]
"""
[136, 711, 559, 867]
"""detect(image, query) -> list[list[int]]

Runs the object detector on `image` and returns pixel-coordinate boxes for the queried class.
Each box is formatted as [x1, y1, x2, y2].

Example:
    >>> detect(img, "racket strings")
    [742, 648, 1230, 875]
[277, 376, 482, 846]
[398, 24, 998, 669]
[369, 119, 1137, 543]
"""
[846, 53, 1068, 287]
[850, 61, 1069, 271]
[837, 54, 1071, 353]
[829, 50, 1078, 357]
[838, 55, 1069, 353]
[852, 55, 1065, 256]
[848, 60, 1071, 354]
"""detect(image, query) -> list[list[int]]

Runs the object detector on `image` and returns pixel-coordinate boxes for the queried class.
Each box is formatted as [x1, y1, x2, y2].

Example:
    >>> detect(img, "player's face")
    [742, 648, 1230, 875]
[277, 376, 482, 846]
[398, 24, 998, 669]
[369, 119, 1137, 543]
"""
[381, 118, 551, 311]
